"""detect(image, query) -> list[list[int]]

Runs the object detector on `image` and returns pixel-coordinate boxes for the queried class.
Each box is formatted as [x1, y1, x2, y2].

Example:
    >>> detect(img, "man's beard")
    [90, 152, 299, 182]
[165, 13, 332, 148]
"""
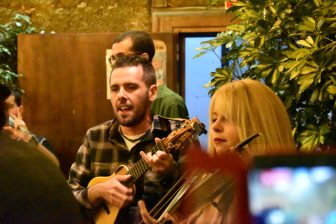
[114, 95, 150, 127]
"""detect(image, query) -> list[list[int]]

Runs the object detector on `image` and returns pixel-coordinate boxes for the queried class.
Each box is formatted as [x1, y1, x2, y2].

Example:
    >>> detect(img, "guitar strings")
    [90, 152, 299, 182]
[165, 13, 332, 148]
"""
[148, 172, 189, 221]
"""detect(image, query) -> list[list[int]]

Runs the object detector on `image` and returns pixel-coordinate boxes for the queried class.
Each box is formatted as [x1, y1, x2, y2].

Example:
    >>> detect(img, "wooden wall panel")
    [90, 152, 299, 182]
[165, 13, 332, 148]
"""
[17, 33, 175, 175]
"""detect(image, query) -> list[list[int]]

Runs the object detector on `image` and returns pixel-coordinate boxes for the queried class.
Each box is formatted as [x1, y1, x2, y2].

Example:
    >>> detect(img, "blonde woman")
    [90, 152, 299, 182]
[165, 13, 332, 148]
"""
[208, 78, 295, 158]
[139, 79, 296, 223]
[188, 78, 296, 223]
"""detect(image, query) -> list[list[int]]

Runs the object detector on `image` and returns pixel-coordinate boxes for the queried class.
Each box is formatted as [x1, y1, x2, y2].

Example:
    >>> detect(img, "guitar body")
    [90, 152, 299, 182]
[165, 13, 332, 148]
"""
[88, 165, 129, 224]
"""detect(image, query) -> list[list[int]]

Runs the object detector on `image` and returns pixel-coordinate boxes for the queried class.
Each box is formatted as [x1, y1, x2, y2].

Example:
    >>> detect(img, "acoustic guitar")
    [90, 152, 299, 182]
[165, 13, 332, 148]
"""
[87, 117, 207, 224]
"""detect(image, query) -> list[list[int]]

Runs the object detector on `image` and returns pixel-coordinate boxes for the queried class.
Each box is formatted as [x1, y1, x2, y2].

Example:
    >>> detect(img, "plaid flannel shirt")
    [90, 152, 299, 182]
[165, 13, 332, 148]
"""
[67, 115, 183, 221]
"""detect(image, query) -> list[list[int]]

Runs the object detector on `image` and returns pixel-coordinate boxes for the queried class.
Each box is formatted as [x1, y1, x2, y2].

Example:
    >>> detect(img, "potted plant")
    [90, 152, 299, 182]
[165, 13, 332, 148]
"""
[196, 0, 336, 151]
[0, 13, 36, 91]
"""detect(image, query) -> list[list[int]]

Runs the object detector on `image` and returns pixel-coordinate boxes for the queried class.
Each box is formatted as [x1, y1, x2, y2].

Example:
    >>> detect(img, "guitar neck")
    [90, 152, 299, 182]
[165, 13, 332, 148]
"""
[124, 117, 206, 186]
[126, 141, 163, 185]
[126, 159, 150, 185]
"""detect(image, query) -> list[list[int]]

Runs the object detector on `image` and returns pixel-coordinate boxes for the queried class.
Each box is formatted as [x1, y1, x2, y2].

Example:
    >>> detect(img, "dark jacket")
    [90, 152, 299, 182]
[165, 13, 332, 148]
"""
[0, 132, 81, 224]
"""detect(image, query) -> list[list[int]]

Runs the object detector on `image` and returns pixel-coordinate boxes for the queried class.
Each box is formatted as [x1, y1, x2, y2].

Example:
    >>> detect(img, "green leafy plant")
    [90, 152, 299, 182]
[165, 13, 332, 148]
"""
[197, 0, 336, 151]
[0, 13, 36, 91]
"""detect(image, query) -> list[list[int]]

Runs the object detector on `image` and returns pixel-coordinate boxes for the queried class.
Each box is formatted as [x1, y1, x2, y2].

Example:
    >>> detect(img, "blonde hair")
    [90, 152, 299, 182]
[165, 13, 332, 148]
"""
[208, 79, 295, 158]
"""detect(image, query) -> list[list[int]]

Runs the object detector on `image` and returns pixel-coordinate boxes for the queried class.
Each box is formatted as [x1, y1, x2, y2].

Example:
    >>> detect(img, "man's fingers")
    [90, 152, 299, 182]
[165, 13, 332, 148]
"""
[16, 108, 22, 120]
[114, 174, 132, 182]
[155, 151, 171, 159]
[138, 200, 148, 212]
[140, 151, 154, 164]
[138, 200, 157, 224]
[154, 137, 161, 143]
[140, 151, 148, 162]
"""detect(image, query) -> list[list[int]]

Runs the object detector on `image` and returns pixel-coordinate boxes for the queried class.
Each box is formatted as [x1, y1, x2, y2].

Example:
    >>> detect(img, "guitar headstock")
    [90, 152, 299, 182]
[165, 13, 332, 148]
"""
[160, 117, 207, 153]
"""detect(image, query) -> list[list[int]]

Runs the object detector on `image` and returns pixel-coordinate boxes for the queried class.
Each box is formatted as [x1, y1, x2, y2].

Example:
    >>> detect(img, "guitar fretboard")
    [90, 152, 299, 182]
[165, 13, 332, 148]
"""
[126, 141, 165, 183]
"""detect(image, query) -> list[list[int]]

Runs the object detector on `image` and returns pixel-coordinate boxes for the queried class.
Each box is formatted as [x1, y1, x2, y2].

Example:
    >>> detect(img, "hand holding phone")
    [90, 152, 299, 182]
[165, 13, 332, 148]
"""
[5, 114, 38, 145]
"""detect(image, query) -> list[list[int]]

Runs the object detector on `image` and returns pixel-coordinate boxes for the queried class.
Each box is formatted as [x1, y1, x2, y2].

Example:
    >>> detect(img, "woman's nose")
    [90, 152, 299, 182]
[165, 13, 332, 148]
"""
[212, 120, 222, 132]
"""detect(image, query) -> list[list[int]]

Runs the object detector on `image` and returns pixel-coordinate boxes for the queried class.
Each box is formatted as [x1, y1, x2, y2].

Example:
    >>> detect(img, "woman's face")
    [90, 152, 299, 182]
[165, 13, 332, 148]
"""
[211, 103, 240, 156]
[4, 95, 17, 116]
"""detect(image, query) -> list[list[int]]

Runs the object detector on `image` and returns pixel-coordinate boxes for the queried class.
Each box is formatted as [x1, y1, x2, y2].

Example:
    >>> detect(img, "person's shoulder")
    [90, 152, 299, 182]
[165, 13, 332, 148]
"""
[159, 86, 184, 101]
[0, 132, 14, 145]
[0, 132, 34, 152]
[84, 119, 118, 142]
[0, 134, 81, 223]
[86, 119, 115, 133]
[0, 132, 54, 167]
[29, 133, 56, 153]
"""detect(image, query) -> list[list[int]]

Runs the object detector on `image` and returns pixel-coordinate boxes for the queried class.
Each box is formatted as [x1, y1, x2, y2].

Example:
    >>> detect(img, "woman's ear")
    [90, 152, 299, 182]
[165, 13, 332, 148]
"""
[148, 84, 158, 102]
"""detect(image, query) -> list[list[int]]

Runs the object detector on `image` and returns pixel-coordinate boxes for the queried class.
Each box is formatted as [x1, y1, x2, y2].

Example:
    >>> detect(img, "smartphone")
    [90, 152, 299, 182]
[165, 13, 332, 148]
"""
[248, 154, 336, 224]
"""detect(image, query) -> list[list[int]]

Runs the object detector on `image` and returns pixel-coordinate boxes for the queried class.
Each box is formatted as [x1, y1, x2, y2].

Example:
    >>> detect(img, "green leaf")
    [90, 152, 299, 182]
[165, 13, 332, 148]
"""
[298, 73, 315, 94]
[256, 64, 272, 71]
[270, 19, 281, 32]
[290, 70, 300, 80]
[296, 48, 312, 59]
[306, 36, 315, 47]
[288, 61, 307, 80]
[204, 82, 214, 88]
[226, 41, 233, 48]
[285, 61, 301, 71]
[300, 129, 319, 151]
[310, 89, 319, 103]
[313, 0, 321, 7]
[299, 17, 316, 32]
[269, 5, 276, 15]
[299, 123, 329, 151]
[327, 85, 336, 95]
[260, 67, 273, 78]
[0, 46, 11, 55]
[271, 69, 278, 85]
[307, 17, 316, 26]
[316, 18, 325, 31]
[193, 51, 207, 59]
[278, 64, 284, 72]
[228, 24, 245, 32]
[297, 40, 313, 48]
[300, 66, 317, 75]
[319, 123, 331, 136]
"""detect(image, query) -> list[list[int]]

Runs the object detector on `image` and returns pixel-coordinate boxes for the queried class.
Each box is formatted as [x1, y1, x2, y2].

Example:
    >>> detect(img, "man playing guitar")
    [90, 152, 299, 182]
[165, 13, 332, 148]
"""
[67, 55, 202, 224]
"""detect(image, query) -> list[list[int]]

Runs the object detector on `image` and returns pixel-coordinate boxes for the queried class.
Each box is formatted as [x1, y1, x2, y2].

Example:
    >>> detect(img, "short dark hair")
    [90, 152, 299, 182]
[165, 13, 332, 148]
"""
[12, 90, 23, 106]
[112, 55, 156, 87]
[0, 84, 12, 128]
[112, 30, 155, 62]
